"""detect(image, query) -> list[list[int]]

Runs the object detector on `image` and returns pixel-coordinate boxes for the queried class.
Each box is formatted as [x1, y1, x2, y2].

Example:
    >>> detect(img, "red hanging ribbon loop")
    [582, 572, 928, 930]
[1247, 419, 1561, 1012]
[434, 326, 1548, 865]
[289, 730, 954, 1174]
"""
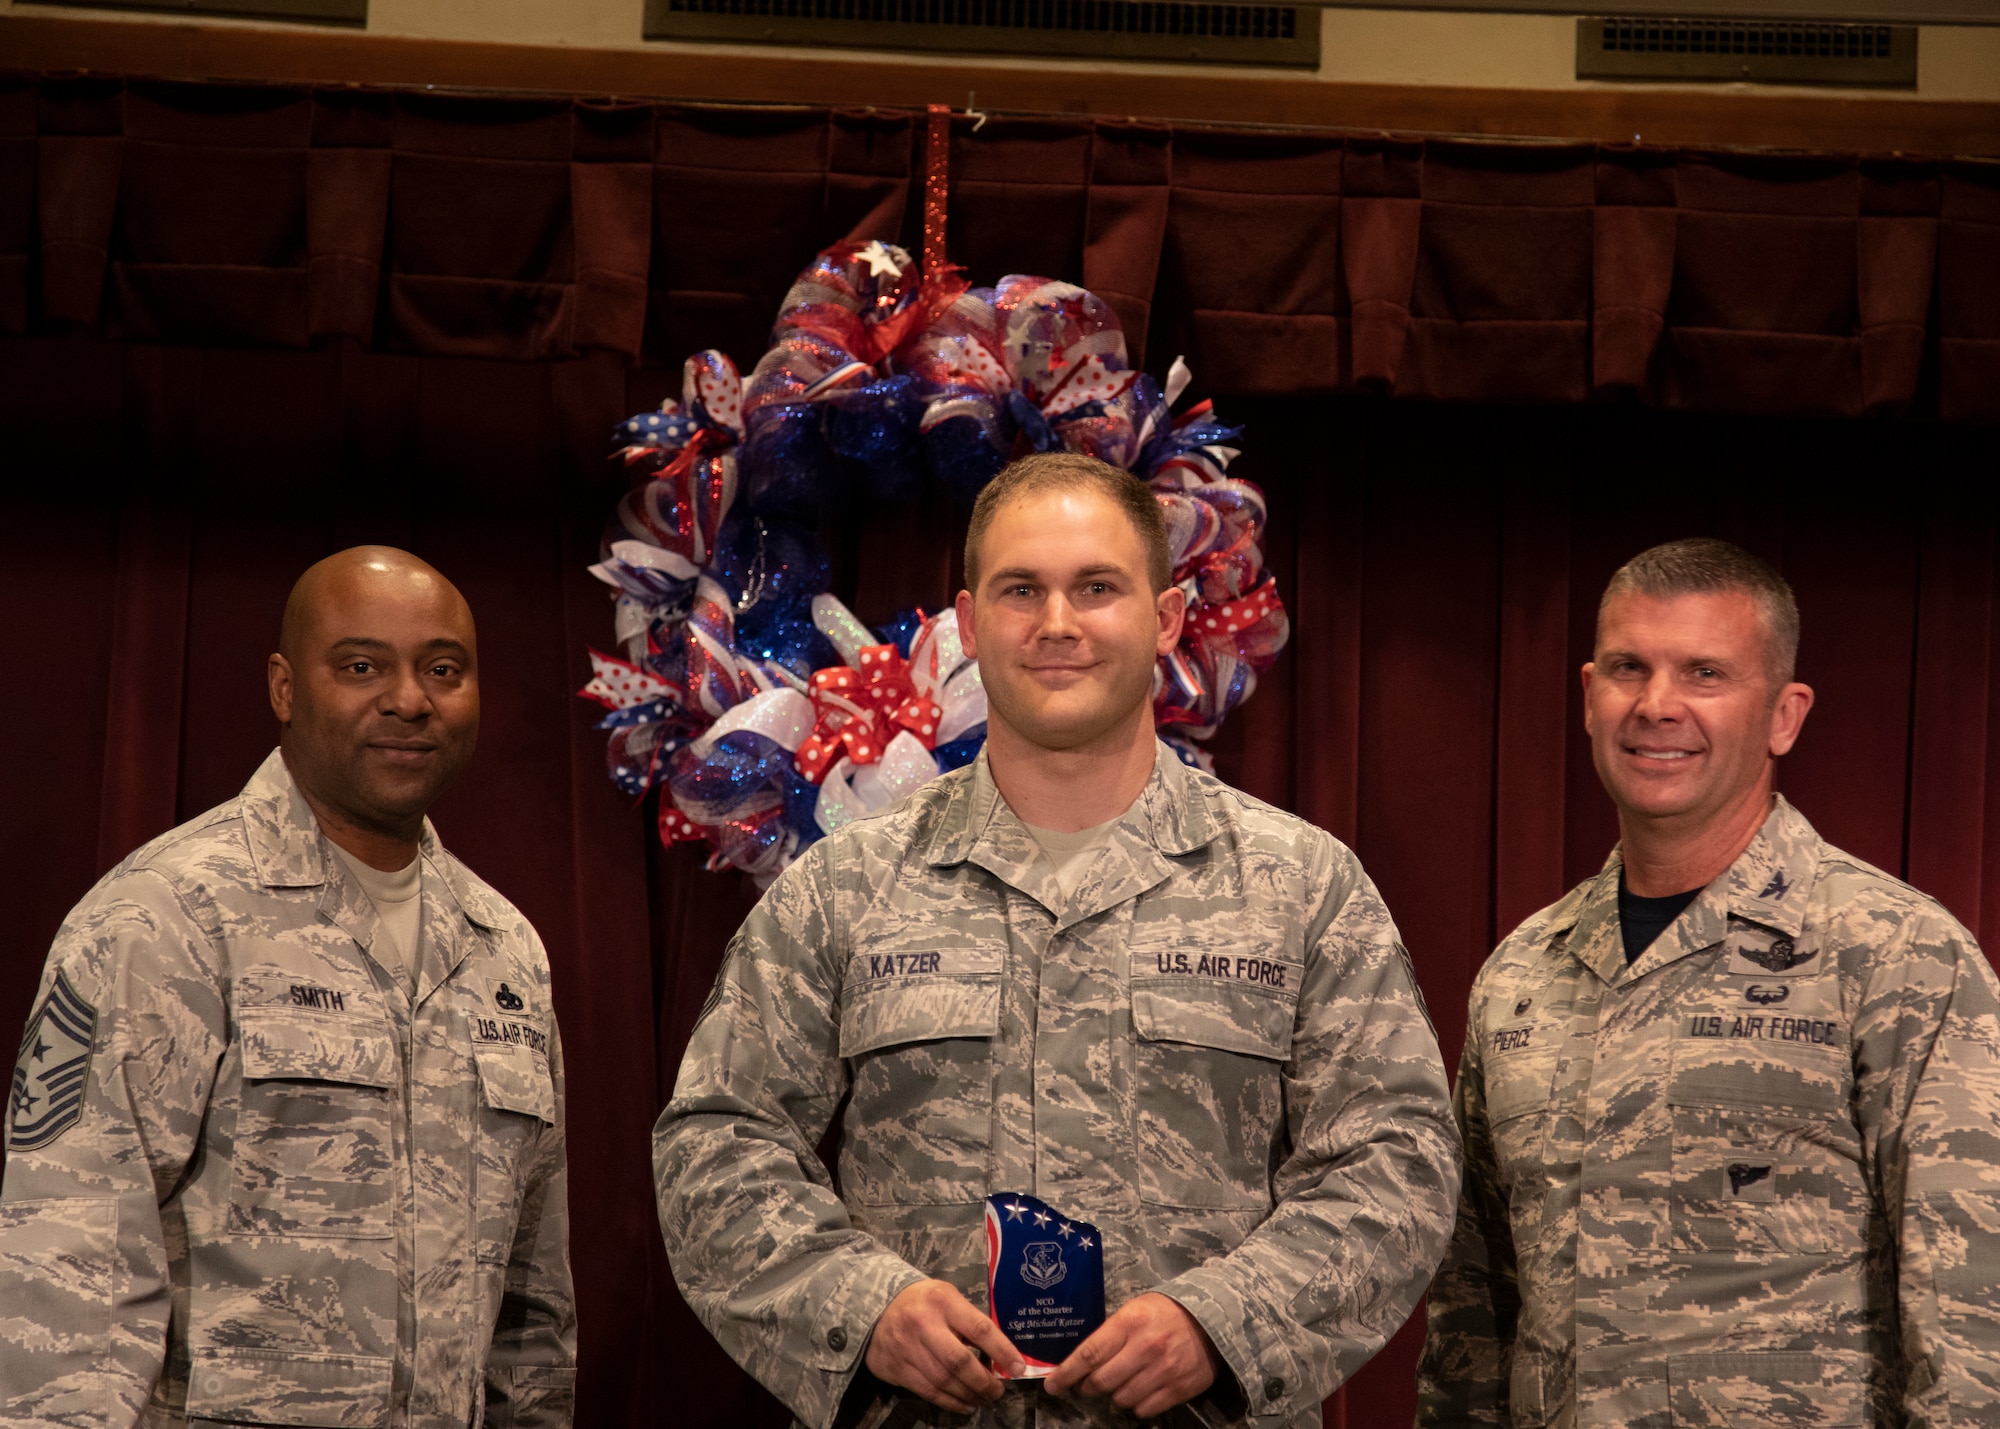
[924, 104, 952, 280]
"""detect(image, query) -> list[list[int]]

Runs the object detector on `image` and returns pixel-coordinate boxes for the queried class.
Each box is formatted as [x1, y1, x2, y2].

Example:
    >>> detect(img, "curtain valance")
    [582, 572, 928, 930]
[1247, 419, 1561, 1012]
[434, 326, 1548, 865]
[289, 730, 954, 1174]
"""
[3, 74, 1994, 420]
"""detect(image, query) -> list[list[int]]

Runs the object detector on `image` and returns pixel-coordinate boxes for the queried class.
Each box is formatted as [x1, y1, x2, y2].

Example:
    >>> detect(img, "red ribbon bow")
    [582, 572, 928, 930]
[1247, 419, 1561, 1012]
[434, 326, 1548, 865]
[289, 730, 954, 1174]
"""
[794, 643, 946, 782]
[1186, 578, 1285, 647]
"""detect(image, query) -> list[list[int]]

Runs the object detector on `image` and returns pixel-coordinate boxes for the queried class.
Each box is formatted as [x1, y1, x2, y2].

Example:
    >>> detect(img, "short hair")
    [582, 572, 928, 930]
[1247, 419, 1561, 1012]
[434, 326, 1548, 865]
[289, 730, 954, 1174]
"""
[1600, 537, 1800, 685]
[964, 452, 1172, 595]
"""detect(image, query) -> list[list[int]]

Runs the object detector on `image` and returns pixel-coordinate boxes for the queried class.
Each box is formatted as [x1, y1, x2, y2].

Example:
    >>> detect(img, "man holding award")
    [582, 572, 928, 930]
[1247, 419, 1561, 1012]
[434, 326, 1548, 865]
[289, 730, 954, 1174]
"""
[654, 453, 1460, 1428]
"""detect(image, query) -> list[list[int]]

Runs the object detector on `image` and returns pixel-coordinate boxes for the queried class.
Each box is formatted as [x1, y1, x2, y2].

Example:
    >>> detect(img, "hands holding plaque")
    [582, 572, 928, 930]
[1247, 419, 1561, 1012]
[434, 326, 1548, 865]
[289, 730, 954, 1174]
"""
[865, 1194, 1221, 1420]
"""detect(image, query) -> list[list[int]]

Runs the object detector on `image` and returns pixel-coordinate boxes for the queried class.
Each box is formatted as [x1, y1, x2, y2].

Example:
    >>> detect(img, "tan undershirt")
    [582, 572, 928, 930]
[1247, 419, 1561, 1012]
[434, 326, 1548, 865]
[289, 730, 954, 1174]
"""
[1021, 817, 1120, 907]
[329, 843, 422, 996]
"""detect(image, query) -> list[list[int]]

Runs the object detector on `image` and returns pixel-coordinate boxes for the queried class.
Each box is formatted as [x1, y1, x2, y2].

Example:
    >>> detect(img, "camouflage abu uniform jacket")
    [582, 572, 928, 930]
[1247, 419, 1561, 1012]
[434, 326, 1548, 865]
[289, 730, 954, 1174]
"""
[1417, 797, 2000, 1429]
[655, 744, 1460, 1429]
[0, 750, 575, 1429]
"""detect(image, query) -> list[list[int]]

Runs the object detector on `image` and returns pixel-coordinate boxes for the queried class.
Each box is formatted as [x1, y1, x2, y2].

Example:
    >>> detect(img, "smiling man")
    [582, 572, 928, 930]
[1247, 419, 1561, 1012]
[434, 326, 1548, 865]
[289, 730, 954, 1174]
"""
[1417, 538, 2000, 1429]
[0, 547, 575, 1428]
[655, 453, 1459, 1429]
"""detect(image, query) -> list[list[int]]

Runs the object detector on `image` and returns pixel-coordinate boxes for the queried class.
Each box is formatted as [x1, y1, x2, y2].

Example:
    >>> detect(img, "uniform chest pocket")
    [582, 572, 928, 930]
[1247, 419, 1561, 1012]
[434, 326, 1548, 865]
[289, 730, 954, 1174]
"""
[838, 973, 1001, 1208]
[1131, 978, 1294, 1211]
[1485, 1027, 1558, 1171]
[1667, 1350, 1865, 1426]
[1480, 1023, 1562, 1264]
[228, 1009, 397, 1240]
[1668, 1039, 1861, 1258]
[473, 1046, 556, 1266]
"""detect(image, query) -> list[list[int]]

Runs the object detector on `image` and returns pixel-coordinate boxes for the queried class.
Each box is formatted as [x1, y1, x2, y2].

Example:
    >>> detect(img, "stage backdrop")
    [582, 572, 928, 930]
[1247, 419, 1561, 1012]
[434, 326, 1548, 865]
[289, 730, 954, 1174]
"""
[3, 72, 1998, 1429]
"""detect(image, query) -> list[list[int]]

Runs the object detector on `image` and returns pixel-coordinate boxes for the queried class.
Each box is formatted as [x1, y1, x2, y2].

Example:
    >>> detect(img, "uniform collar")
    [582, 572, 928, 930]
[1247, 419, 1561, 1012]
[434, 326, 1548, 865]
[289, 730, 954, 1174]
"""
[1555, 794, 1821, 987]
[923, 740, 1221, 921]
[240, 747, 509, 931]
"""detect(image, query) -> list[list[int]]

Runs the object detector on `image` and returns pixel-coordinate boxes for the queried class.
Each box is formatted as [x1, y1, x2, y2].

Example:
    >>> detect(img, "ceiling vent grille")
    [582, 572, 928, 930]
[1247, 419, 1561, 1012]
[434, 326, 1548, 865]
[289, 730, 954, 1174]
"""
[645, 0, 1319, 66]
[1578, 16, 1916, 85]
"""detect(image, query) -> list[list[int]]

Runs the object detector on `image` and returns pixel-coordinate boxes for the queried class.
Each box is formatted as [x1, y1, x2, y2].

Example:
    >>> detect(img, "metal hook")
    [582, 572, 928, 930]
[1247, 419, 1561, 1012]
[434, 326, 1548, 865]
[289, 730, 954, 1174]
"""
[734, 519, 770, 615]
[966, 90, 989, 133]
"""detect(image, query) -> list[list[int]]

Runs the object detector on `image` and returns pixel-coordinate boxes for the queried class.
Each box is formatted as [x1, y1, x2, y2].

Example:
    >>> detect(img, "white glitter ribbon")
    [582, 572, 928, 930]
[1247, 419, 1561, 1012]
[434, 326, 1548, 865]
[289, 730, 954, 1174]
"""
[690, 687, 815, 758]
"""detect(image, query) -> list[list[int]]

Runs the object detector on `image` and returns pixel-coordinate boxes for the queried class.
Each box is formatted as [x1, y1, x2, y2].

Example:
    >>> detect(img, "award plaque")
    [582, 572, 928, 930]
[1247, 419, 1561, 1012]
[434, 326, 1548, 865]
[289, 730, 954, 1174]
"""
[983, 1192, 1106, 1377]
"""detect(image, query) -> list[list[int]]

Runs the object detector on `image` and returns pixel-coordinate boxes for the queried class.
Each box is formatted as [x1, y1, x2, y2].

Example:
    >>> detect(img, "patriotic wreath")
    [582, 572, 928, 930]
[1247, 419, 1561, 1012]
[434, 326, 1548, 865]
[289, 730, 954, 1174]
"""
[579, 238, 1289, 882]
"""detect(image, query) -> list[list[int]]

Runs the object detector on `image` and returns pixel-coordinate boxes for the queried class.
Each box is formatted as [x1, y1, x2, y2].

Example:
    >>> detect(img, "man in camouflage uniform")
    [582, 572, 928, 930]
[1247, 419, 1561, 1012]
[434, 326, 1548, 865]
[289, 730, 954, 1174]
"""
[1417, 538, 2000, 1428]
[655, 453, 1460, 1429]
[1, 548, 575, 1428]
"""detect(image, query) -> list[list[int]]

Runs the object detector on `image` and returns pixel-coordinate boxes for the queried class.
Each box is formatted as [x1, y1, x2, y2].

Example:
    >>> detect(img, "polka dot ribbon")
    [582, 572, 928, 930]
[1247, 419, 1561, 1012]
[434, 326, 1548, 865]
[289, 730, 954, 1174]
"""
[659, 802, 711, 845]
[794, 644, 945, 782]
[1187, 578, 1284, 646]
[579, 648, 679, 712]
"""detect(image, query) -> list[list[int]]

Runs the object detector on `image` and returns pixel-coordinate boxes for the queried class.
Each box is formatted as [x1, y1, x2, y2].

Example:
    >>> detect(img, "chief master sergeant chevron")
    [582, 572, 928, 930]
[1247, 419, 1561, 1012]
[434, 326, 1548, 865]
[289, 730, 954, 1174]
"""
[0, 547, 575, 1427]
[654, 451, 1460, 1429]
[1416, 538, 2000, 1429]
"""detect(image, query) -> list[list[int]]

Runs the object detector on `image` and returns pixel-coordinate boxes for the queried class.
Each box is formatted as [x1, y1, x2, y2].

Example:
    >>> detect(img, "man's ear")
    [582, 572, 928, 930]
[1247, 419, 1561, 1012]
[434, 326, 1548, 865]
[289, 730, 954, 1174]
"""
[1580, 662, 1597, 736]
[268, 653, 295, 724]
[1154, 585, 1187, 657]
[955, 589, 977, 660]
[1768, 681, 1815, 757]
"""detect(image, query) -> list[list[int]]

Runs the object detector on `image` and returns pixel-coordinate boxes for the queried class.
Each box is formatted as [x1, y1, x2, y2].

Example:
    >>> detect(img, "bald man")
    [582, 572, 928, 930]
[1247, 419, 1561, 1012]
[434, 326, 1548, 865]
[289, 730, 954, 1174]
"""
[0, 548, 575, 1428]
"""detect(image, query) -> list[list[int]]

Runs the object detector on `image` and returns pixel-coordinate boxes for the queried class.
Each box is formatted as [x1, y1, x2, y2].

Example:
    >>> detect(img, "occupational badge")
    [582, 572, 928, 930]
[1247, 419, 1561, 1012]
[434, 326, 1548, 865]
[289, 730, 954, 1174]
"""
[1728, 933, 1816, 975]
[984, 1192, 1105, 1377]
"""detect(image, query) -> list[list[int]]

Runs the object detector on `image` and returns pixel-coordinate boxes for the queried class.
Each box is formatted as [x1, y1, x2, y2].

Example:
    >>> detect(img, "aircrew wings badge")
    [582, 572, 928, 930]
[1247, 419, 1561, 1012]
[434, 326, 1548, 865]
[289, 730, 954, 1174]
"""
[9, 970, 96, 1152]
[984, 1192, 1105, 1377]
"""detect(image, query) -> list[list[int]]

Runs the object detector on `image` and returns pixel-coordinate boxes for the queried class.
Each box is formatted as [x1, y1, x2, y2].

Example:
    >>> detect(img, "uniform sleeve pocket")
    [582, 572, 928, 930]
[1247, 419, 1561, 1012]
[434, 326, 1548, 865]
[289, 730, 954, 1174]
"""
[838, 975, 1000, 1057]
[476, 1048, 556, 1124]
[1132, 981, 1294, 1061]
[0, 1198, 114, 1385]
[1666, 1350, 1862, 1427]
[1918, 1189, 2000, 1310]
[239, 1009, 397, 1088]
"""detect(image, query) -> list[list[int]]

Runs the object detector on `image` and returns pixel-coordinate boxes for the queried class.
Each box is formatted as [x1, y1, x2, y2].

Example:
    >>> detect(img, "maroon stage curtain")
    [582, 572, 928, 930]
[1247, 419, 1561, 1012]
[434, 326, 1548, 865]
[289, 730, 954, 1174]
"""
[4, 75, 2000, 420]
[2, 70, 1998, 1429]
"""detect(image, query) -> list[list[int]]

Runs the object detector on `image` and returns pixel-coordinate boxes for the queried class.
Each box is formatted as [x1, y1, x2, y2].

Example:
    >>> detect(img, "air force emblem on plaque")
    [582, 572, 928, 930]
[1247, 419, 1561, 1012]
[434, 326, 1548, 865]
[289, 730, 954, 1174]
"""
[10, 970, 96, 1152]
[984, 1193, 1105, 1377]
[1021, 1242, 1067, 1290]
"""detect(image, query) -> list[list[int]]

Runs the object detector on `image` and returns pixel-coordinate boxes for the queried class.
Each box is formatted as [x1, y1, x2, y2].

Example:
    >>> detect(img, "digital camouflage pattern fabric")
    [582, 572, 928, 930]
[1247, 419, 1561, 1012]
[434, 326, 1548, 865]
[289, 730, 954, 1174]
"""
[1417, 797, 2000, 1429]
[0, 750, 576, 1428]
[655, 744, 1460, 1429]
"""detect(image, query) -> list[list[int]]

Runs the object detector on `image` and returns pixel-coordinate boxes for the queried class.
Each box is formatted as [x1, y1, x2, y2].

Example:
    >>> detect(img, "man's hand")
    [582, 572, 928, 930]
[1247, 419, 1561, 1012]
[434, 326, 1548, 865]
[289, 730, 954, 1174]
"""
[1044, 1292, 1223, 1419]
[865, 1279, 1027, 1415]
